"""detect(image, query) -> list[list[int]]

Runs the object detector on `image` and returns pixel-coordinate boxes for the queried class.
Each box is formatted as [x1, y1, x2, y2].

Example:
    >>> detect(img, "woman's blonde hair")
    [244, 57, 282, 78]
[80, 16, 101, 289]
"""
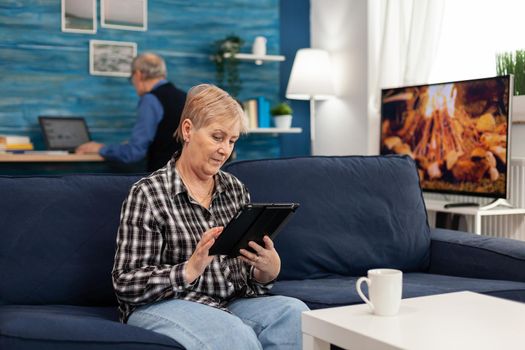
[174, 84, 247, 142]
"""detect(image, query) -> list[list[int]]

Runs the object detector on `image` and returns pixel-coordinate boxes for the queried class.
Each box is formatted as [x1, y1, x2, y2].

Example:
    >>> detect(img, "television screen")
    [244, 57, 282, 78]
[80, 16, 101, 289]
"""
[380, 75, 512, 199]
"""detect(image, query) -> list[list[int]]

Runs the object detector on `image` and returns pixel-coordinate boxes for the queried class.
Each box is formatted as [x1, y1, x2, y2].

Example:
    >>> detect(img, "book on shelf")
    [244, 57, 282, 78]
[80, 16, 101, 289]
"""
[0, 134, 33, 151]
[257, 96, 271, 128]
[242, 97, 271, 130]
[243, 99, 258, 129]
[0, 134, 31, 144]
[4, 143, 34, 151]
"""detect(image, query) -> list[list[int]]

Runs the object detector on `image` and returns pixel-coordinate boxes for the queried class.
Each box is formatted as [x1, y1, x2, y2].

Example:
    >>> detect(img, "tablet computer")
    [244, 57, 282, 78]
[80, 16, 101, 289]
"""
[209, 203, 299, 257]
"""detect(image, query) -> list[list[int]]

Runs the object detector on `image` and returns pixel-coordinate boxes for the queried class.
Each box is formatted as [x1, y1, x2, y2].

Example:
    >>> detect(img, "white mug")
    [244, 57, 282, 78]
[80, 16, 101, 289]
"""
[356, 268, 403, 316]
[252, 36, 267, 56]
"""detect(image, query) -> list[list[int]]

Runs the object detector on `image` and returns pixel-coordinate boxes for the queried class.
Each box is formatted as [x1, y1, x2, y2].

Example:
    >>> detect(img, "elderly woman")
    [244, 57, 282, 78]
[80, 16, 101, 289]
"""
[112, 84, 308, 350]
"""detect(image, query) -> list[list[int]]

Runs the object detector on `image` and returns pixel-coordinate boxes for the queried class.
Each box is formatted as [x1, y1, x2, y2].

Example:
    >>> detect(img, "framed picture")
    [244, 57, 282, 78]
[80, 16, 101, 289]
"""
[101, 0, 148, 31]
[89, 40, 137, 77]
[61, 0, 96, 34]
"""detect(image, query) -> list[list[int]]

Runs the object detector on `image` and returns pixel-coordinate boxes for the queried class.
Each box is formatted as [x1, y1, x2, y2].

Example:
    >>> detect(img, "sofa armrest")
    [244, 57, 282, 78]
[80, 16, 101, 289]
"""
[429, 228, 525, 283]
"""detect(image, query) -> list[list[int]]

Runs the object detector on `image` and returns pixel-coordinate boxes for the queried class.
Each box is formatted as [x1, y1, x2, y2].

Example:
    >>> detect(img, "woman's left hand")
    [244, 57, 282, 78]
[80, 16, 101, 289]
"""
[239, 235, 281, 284]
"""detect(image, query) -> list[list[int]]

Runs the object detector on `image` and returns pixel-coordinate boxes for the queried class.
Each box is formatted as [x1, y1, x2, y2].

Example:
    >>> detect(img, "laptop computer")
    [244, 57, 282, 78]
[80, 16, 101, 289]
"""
[39, 116, 91, 152]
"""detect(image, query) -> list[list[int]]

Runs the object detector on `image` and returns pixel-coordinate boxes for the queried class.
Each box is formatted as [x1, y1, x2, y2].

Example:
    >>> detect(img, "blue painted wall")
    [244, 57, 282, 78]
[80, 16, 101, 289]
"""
[0, 0, 309, 160]
[279, 0, 310, 157]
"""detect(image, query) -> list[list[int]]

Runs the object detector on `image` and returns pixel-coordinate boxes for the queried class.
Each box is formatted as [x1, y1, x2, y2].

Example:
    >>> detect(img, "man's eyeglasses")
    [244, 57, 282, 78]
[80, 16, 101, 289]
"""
[128, 71, 136, 83]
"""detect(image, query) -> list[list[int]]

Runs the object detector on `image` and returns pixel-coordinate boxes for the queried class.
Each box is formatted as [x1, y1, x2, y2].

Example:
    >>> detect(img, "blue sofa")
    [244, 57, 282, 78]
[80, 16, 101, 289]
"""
[1, 155, 525, 349]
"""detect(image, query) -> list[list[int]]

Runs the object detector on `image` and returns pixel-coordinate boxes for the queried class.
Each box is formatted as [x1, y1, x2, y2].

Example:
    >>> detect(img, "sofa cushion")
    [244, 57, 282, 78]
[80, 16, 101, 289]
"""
[430, 228, 525, 282]
[224, 155, 431, 280]
[270, 273, 525, 309]
[0, 305, 183, 350]
[0, 174, 143, 306]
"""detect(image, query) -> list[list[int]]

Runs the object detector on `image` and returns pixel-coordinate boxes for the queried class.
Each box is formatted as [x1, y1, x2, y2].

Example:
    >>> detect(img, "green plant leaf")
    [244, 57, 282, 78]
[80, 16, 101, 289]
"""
[212, 35, 244, 97]
[496, 49, 525, 95]
[270, 102, 293, 116]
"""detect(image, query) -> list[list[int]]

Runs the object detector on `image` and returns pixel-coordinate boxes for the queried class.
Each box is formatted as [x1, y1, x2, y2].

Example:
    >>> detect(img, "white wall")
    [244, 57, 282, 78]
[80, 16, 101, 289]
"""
[310, 0, 369, 155]
[512, 96, 525, 157]
[512, 125, 525, 157]
[310, 1, 524, 158]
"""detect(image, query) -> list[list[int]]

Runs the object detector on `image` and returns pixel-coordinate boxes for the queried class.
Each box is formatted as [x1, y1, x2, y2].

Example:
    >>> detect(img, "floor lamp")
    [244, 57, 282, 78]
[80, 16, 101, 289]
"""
[286, 48, 335, 155]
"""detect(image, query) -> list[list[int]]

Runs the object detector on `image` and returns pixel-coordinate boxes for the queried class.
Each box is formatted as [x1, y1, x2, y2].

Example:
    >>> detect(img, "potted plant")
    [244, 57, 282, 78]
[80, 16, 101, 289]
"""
[212, 35, 244, 97]
[496, 49, 525, 120]
[496, 50, 525, 95]
[271, 102, 293, 129]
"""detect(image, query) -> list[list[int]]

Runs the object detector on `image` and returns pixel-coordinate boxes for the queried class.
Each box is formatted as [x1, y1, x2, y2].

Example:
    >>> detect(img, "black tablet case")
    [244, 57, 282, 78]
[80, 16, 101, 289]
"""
[209, 203, 299, 257]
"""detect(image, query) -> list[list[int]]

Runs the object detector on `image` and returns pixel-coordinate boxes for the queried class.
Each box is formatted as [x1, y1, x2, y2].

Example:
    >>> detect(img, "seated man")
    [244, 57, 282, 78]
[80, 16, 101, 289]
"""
[76, 53, 186, 172]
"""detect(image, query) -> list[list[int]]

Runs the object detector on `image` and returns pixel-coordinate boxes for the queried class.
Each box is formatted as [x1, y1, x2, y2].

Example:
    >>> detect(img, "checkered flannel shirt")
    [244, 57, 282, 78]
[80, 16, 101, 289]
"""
[112, 157, 272, 323]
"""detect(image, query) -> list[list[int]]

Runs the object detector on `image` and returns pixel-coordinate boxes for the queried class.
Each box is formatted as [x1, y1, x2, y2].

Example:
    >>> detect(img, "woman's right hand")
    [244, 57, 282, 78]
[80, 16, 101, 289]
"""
[184, 226, 223, 284]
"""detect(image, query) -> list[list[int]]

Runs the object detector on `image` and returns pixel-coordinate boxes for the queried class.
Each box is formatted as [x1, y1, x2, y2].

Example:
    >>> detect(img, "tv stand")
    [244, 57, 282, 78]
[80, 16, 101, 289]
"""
[479, 198, 513, 210]
[424, 199, 525, 235]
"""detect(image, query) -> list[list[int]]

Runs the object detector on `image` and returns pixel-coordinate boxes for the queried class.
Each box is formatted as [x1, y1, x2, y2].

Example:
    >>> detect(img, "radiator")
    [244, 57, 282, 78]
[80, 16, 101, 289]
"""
[424, 157, 525, 240]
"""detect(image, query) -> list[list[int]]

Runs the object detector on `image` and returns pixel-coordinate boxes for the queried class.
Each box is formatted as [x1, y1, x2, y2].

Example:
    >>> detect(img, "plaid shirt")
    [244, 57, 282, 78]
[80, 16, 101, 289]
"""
[112, 157, 272, 323]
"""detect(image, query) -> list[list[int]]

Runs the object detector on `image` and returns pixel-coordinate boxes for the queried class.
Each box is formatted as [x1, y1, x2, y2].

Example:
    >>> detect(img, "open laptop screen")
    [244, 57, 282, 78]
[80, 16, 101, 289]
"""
[39, 116, 91, 151]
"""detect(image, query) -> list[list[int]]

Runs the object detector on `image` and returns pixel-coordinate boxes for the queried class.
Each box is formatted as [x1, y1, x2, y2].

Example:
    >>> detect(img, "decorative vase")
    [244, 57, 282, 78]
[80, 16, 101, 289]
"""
[252, 36, 267, 56]
[273, 115, 292, 129]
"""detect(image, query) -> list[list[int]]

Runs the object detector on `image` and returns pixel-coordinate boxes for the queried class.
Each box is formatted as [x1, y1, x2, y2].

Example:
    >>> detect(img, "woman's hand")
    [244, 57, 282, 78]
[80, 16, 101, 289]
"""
[184, 226, 223, 284]
[239, 235, 281, 284]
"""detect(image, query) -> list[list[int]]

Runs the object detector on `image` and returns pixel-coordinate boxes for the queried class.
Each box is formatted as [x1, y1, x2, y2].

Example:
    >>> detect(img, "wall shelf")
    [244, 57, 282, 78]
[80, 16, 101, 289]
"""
[247, 127, 302, 134]
[223, 53, 285, 65]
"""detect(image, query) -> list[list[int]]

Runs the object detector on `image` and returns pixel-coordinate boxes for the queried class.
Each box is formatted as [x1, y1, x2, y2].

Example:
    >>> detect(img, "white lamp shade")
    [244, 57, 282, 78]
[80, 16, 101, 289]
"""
[286, 48, 335, 100]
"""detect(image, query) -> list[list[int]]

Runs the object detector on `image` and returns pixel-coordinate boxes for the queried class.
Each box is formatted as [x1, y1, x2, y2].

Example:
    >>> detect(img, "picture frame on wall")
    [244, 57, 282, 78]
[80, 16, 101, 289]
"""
[101, 0, 148, 31]
[89, 40, 137, 77]
[61, 0, 97, 34]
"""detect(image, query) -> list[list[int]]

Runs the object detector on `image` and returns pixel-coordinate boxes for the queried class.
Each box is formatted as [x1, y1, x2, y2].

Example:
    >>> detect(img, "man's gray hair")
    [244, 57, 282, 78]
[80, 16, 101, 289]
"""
[131, 53, 167, 80]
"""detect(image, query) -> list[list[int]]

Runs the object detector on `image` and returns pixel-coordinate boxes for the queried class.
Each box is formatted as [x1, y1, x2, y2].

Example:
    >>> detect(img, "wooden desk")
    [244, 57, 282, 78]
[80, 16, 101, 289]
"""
[0, 153, 104, 162]
[0, 153, 144, 174]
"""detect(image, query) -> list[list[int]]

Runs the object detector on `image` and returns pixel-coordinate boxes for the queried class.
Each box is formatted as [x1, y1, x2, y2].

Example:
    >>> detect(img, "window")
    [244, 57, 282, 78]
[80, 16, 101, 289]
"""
[430, 0, 525, 83]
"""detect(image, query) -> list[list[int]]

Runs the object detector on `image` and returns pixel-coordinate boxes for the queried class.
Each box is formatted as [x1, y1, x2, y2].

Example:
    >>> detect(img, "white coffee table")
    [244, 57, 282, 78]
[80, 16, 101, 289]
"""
[302, 291, 525, 350]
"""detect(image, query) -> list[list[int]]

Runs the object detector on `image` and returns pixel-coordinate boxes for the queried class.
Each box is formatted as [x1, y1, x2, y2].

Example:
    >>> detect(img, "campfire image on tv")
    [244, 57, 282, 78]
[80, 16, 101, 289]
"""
[380, 76, 510, 197]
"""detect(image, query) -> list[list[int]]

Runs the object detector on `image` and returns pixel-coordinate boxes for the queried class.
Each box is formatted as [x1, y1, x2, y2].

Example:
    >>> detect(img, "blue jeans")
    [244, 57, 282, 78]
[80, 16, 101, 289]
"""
[127, 295, 309, 350]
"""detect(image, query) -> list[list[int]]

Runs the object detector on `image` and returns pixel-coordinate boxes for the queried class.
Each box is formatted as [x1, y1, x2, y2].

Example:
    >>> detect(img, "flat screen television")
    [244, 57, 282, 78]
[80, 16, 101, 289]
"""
[379, 75, 512, 200]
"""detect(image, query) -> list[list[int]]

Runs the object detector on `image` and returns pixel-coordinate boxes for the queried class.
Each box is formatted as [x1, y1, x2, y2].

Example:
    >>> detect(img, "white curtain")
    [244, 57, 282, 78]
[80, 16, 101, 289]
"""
[368, 0, 445, 154]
